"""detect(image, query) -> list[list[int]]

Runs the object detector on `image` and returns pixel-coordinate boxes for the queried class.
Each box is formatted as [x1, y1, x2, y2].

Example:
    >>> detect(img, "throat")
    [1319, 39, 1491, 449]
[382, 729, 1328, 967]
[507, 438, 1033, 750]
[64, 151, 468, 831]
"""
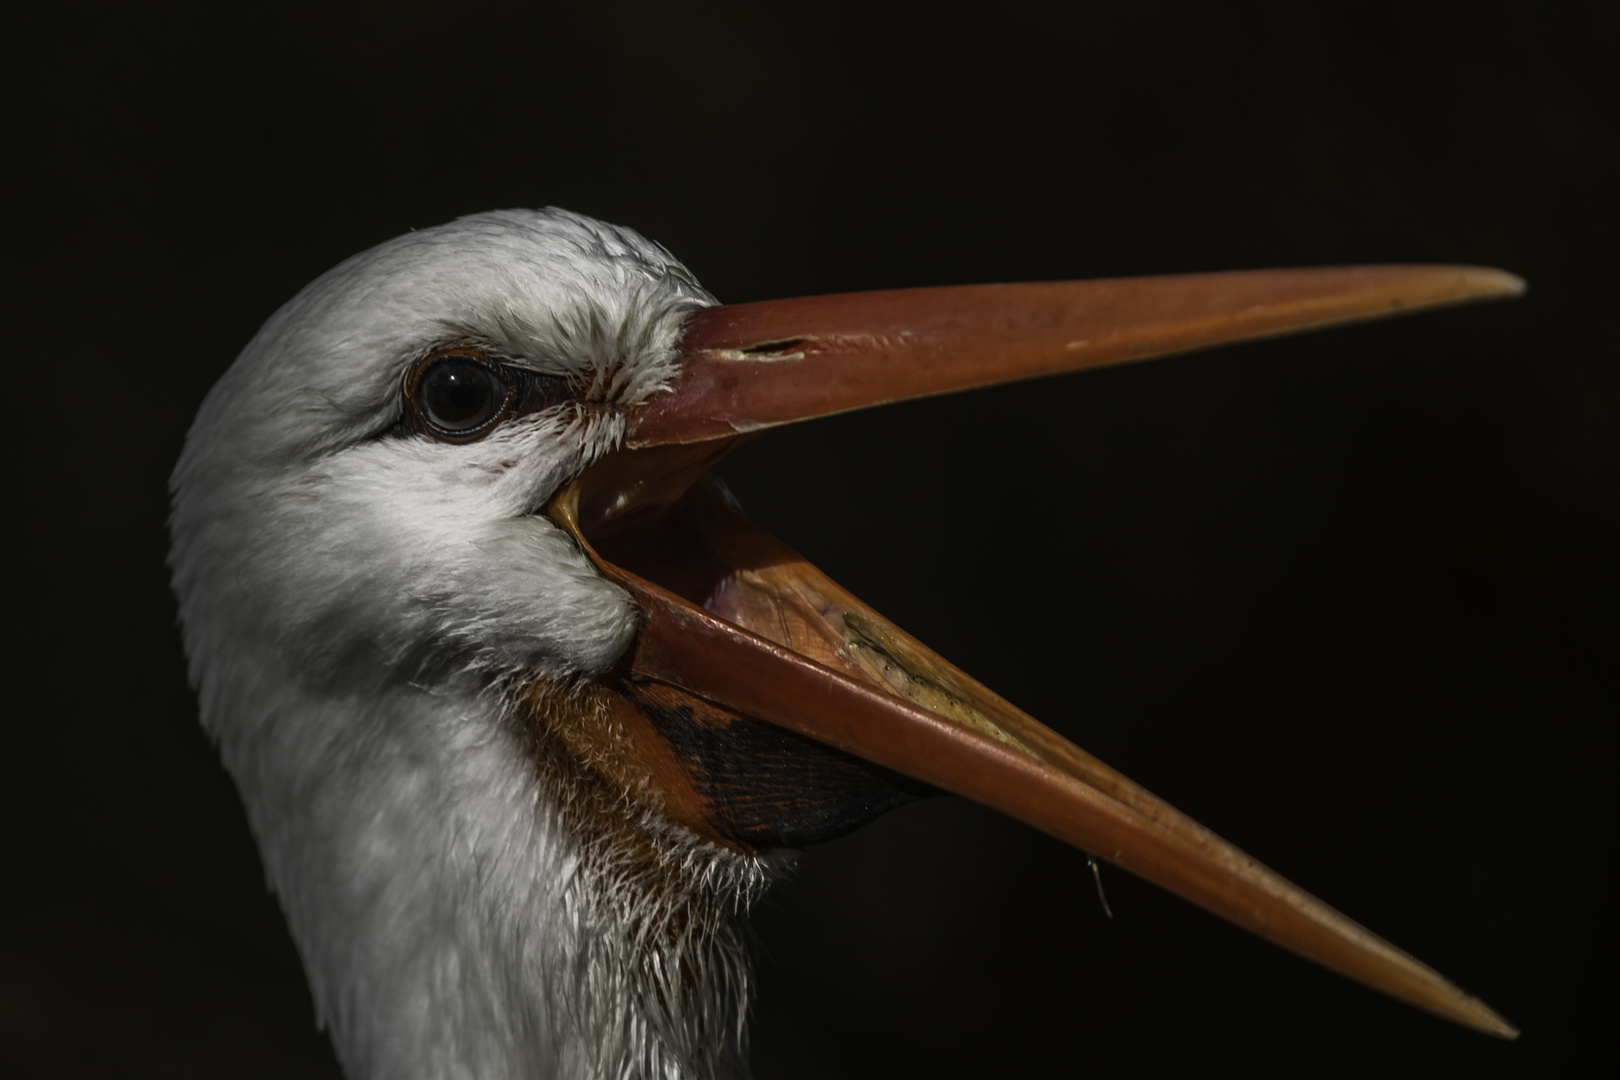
[258, 686, 776, 1080]
[513, 681, 787, 1077]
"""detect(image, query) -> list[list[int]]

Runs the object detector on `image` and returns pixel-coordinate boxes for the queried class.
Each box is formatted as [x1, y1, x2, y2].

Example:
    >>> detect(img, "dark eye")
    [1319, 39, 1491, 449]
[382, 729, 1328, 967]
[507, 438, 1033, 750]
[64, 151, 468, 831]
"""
[418, 357, 506, 435]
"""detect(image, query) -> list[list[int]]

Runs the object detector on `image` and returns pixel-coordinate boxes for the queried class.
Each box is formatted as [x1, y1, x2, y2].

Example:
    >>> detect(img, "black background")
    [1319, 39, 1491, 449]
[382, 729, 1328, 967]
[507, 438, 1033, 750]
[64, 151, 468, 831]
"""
[10, 2, 1615, 1077]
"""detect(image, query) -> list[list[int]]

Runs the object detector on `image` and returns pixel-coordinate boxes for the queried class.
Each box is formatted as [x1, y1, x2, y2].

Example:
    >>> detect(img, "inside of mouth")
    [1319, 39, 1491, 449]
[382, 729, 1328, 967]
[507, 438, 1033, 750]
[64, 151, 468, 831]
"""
[566, 458, 947, 848]
[576, 461, 1036, 756]
[589, 490, 741, 619]
[564, 439, 813, 637]
[584, 472, 817, 645]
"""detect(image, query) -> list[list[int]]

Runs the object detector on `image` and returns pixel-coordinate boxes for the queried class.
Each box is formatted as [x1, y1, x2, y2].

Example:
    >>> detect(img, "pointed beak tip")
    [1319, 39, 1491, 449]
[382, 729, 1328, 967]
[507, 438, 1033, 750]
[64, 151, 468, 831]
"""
[1435, 986, 1519, 1040]
[1482, 1009, 1523, 1041]
[1467, 266, 1528, 300]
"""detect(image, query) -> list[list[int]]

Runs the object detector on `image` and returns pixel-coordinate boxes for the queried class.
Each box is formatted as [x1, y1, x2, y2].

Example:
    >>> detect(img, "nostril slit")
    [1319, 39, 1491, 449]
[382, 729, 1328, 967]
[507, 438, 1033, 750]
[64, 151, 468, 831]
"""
[739, 338, 806, 355]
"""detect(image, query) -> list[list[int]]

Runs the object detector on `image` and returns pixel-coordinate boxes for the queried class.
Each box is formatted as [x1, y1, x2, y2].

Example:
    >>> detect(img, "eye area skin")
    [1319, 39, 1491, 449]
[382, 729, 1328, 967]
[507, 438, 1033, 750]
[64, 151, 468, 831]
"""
[401, 348, 573, 443]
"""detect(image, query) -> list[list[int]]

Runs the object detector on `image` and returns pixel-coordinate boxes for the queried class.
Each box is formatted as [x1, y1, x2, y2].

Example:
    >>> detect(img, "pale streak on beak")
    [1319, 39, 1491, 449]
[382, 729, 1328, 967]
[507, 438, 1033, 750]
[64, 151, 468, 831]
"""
[549, 265, 1523, 1038]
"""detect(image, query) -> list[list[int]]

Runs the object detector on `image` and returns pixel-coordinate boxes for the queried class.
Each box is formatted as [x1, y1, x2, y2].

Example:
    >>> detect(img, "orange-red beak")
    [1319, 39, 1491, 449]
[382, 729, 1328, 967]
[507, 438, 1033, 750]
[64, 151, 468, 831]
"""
[543, 265, 1522, 1037]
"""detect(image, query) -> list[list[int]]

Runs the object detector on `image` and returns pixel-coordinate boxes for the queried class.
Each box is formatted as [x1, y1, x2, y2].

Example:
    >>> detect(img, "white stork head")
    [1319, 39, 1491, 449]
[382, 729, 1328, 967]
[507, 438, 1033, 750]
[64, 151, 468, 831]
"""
[169, 208, 1520, 1080]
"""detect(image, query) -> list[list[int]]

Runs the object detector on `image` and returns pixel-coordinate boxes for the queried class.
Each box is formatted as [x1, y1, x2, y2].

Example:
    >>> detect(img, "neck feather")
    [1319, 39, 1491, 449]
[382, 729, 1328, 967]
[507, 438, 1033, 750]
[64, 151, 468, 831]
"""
[211, 669, 779, 1080]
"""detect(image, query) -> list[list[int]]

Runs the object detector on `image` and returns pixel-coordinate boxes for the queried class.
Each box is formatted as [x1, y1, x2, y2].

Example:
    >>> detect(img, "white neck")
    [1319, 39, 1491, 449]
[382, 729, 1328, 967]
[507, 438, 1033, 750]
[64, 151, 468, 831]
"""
[212, 668, 768, 1080]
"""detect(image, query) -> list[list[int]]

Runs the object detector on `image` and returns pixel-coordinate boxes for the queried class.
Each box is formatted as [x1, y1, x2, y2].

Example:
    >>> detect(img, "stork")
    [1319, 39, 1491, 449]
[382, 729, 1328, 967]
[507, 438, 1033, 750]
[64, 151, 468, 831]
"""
[168, 208, 1521, 1079]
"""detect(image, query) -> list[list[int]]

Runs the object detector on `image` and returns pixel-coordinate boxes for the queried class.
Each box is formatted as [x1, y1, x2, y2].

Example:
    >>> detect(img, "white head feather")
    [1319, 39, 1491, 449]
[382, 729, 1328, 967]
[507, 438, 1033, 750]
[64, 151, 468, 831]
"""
[170, 209, 773, 1080]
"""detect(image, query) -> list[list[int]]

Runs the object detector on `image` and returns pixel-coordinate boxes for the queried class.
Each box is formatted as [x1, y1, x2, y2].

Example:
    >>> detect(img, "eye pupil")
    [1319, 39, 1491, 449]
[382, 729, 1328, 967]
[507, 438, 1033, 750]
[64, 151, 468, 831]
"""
[420, 358, 502, 433]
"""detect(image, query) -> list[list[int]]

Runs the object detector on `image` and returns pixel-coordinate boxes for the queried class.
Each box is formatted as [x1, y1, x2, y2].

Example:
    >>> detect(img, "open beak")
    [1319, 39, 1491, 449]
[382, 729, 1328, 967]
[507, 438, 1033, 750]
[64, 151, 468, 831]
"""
[541, 265, 1523, 1037]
